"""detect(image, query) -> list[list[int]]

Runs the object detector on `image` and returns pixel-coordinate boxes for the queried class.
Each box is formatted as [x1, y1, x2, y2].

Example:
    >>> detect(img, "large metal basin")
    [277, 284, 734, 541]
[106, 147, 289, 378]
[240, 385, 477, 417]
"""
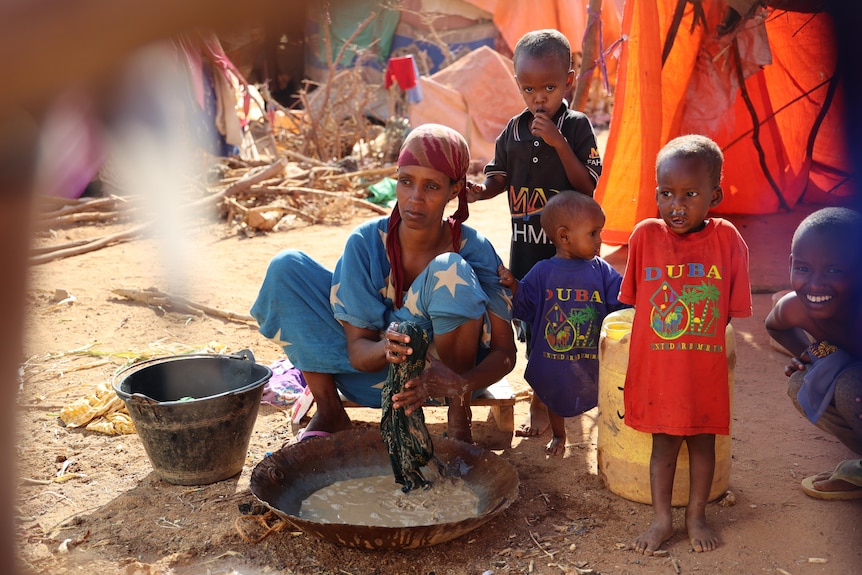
[250, 428, 519, 549]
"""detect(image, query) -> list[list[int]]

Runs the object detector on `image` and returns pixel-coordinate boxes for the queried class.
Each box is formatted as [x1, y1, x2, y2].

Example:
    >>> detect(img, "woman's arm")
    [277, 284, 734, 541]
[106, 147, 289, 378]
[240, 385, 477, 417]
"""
[392, 312, 516, 413]
[343, 322, 414, 373]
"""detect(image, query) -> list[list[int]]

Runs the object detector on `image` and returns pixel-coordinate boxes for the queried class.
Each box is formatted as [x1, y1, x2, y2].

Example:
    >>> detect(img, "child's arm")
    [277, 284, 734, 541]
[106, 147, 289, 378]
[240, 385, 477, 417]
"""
[765, 293, 813, 357]
[530, 111, 596, 195]
[467, 174, 507, 202]
[497, 264, 519, 297]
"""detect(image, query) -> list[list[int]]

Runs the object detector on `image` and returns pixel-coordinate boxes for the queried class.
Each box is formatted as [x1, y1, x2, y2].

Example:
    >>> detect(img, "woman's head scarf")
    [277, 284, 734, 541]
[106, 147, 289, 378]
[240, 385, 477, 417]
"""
[387, 124, 470, 307]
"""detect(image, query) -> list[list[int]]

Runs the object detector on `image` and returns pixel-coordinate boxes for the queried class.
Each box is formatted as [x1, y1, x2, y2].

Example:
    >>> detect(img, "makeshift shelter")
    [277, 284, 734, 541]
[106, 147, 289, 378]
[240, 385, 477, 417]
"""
[595, 1, 852, 245]
[297, 0, 621, 161]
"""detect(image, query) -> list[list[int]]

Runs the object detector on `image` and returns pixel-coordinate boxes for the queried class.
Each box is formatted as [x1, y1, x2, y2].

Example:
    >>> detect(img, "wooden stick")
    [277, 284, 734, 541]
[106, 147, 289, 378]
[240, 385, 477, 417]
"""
[38, 196, 127, 219]
[573, 0, 603, 112]
[111, 287, 256, 323]
[30, 223, 150, 265]
[30, 238, 92, 256]
[188, 158, 287, 209]
[282, 149, 331, 168]
[246, 185, 389, 214]
[37, 211, 124, 227]
[318, 165, 396, 181]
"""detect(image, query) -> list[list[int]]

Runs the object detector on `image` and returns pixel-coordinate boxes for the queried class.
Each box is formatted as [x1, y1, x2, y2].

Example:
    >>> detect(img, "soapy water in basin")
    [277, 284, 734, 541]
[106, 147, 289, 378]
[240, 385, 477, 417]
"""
[298, 473, 479, 527]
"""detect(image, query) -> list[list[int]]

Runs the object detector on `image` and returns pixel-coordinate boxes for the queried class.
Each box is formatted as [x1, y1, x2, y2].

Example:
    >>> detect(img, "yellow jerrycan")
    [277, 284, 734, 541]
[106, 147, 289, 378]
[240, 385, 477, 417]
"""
[597, 308, 736, 506]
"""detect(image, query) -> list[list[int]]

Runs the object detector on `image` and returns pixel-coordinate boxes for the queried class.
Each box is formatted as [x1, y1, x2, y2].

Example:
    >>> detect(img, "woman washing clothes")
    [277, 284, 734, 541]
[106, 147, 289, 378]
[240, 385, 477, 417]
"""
[251, 123, 517, 443]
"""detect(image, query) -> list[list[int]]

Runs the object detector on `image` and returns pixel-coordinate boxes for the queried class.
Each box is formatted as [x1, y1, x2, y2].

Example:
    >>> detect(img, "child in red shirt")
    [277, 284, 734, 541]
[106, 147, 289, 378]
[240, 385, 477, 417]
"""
[618, 135, 752, 554]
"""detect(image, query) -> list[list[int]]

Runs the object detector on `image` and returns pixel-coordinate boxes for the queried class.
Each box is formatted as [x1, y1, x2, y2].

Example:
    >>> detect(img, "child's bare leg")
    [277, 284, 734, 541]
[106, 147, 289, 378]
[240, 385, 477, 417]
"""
[685, 434, 718, 552]
[545, 411, 567, 457]
[635, 433, 683, 555]
[516, 392, 550, 437]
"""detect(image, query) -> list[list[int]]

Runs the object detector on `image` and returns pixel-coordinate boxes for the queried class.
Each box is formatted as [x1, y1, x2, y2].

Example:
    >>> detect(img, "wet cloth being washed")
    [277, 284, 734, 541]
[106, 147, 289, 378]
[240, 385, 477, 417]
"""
[380, 321, 434, 492]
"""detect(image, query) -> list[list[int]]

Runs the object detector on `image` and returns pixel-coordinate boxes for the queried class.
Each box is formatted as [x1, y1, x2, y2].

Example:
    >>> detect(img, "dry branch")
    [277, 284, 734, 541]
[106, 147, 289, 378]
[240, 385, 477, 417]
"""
[30, 239, 92, 256]
[38, 211, 124, 227]
[190, 157, 287, 209]
[30, 223, 150, 265]
[38, 196, 128, 219]
[319, 165, 396, 182]
[111, 287, 256, 324]
[282, 149, 331, 168]
[225, 197, 318, 228]
[247, 185, 388, 214]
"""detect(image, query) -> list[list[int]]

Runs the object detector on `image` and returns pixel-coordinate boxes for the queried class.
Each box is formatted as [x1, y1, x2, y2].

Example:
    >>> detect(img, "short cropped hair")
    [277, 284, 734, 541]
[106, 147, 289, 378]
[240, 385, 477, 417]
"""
[792, 207, 862, 260]
[540, 191, 603, 239]
[656, 134, 724, 188]
[513, 29, 572, 71]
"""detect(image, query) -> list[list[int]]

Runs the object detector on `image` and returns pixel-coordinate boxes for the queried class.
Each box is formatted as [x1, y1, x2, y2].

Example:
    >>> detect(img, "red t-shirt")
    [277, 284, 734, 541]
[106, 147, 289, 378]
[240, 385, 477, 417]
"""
[619, 218, 752, 435]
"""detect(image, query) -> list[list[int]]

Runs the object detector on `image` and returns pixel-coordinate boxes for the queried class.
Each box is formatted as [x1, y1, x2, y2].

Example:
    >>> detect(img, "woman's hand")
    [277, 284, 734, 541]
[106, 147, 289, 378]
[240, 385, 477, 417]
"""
[383, 321, 412, 365]
[392, 355, 466, 414]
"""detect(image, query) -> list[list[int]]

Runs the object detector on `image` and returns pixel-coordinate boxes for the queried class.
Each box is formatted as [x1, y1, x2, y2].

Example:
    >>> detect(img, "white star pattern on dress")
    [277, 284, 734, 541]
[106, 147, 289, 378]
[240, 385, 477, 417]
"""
[269, 328, 291, 348]
[402, 285, 422, 316]
[499, 286, 514, 312]
[330, 282, 344, 310]
[434, 261, 471, 298]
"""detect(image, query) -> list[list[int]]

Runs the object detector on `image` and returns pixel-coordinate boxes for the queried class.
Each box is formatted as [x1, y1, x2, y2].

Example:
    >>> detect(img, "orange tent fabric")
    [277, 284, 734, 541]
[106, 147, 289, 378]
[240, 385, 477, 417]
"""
[465, 0, 622, 61]
[595, 1, 851, 245]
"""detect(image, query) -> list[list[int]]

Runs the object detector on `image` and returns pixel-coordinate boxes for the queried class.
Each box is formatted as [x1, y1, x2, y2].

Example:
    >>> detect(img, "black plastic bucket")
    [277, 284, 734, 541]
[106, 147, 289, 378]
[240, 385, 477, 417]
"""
[113, 349, 272, 485]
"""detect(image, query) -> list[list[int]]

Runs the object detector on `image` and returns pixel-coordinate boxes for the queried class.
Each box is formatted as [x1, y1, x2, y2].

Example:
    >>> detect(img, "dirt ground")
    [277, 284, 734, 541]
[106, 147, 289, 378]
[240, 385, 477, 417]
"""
[15, 180, 862, 575]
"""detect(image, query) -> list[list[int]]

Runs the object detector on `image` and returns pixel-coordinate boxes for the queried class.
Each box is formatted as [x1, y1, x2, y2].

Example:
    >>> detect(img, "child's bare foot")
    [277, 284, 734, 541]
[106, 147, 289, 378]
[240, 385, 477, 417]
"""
[808, 469, 860, 493]
[686, 516, 718, 552]
[545, 436, 566, 457]
[515, 394, 550, 437]
[633, 518, 674, 555]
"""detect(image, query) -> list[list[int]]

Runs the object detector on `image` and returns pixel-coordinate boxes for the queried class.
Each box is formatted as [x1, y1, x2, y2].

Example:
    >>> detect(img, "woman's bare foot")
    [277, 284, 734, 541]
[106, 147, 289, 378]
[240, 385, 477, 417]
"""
[303, 409, 352, 435]
[545, 436, 566, 457]
[515, 393, 550, 437]
[447, 405, 473, 443]
[686, 515, 718, 552]
[634, 517, 674, 555]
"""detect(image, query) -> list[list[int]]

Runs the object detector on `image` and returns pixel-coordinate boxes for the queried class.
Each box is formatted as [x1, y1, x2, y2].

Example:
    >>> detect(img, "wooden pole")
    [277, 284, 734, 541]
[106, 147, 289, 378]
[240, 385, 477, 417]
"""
[573, 0, 603, 113]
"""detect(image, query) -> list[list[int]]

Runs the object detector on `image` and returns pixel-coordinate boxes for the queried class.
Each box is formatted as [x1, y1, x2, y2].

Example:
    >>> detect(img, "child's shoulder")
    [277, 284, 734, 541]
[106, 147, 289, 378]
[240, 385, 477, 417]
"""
[709, 217, 748, 244]
[561, 106, 593, 123]
[505, 108, 531, 126]
[630, 218, 665, 234]
[710, 217, 742, 232]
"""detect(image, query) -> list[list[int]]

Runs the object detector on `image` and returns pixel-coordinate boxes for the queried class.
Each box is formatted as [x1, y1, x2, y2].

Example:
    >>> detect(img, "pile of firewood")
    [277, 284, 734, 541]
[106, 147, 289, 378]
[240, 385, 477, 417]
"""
[32, 152, 395, 265]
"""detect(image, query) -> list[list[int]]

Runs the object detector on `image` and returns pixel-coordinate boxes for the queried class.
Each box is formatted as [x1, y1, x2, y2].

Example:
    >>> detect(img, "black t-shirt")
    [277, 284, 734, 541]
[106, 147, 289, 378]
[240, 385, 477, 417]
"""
[484, 102, 603, 279]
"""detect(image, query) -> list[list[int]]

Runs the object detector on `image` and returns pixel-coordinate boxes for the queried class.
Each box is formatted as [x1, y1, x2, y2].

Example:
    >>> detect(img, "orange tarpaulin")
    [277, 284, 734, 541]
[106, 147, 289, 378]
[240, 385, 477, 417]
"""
[465, 0, 621, 60]
[595, 1, 851, 245]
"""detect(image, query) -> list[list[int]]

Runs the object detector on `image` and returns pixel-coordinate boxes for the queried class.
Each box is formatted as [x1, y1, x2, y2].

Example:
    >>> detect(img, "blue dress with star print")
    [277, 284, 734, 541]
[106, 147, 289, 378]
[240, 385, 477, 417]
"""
[250, 217, 512, 407]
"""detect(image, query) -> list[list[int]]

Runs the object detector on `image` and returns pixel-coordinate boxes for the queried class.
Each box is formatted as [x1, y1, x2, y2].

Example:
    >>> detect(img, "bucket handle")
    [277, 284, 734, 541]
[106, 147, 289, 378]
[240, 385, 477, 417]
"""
[115, 349, 256, 382]
[230, 349, 256, 363]
[127, 392, 160, 405]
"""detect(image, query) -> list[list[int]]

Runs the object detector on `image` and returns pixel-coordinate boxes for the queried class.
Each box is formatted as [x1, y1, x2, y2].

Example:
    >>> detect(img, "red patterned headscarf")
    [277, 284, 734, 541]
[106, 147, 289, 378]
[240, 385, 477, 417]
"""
[387, 123, 470, 307]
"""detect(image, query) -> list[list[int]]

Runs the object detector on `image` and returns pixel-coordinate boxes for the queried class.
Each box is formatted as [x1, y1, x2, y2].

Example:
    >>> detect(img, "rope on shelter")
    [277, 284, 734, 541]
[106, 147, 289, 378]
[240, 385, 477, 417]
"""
[662, 0, 708, 67]
[575, 5, 628, 94]
[732, 39, 791, 211]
